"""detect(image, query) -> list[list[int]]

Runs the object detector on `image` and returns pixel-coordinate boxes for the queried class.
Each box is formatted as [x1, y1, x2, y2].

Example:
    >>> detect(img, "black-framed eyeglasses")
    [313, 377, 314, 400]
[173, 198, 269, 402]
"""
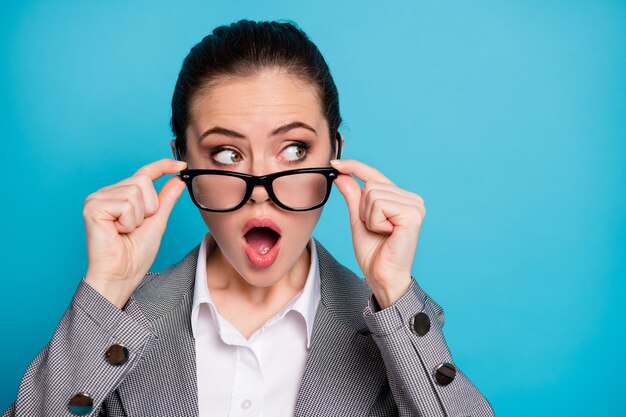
[178, 167, 338, 212]
[175, 131, 343, 212]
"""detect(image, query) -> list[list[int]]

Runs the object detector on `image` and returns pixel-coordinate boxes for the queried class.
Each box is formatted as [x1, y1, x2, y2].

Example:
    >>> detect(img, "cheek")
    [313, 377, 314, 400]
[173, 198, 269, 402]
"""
[199, 208, 323, 244]
[282, 209, 323, 241]
[199, 211, 237, 238]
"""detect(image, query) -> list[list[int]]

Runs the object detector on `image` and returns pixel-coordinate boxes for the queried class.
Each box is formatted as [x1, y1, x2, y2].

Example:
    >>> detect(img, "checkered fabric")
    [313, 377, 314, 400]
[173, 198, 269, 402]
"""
[3, 241, 493, 417]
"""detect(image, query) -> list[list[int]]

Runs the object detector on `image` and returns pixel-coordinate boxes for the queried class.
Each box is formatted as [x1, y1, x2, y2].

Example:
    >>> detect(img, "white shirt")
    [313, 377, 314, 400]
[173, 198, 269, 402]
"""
[191, 233, 321, 417]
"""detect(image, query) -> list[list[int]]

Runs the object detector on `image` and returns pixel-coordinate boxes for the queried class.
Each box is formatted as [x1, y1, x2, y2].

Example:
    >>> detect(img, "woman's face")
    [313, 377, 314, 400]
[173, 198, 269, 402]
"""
[182, 68, 333, 287]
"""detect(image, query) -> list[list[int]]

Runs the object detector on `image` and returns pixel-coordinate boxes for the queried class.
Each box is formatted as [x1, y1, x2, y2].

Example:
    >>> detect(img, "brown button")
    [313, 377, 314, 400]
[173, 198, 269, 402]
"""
[409, 312, 431, 336]
[105, 344, 129, 366]
[68, 392, 93, 415]
[433, 362, 456, 385]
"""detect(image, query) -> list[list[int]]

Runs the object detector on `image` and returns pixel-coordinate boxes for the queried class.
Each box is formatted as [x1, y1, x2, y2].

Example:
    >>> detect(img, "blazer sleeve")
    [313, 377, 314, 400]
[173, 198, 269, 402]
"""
[2, 278, 158, 417]
[362, 280, 494, 417]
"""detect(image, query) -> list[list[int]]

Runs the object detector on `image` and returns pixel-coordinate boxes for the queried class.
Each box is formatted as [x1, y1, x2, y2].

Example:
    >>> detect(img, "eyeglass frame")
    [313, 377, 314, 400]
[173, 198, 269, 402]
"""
[174, 132, 343, 212]
[178, 167, 338, 212]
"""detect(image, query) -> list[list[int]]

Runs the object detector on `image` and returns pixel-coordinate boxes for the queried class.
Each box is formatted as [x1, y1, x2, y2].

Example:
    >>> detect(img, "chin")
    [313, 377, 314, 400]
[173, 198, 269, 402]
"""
[237, 255, 294, 287]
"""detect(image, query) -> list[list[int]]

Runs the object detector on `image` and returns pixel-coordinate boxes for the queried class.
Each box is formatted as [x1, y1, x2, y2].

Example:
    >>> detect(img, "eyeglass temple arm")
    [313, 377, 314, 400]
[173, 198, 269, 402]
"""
[174, 144, 183, 162]
[335, 132, 343, 160]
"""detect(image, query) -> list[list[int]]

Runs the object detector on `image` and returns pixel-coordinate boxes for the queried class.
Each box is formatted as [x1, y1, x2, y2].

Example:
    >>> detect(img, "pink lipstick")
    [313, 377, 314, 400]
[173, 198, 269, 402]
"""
[242, 218, 282, 268]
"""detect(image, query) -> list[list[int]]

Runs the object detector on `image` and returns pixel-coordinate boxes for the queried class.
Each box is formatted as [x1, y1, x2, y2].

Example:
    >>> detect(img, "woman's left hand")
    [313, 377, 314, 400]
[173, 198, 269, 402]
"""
[331, 159, 426, 309]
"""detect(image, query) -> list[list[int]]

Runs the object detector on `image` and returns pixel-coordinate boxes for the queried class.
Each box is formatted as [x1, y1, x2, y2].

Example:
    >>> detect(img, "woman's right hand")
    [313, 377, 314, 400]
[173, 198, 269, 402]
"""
[83, 158, 188, 309]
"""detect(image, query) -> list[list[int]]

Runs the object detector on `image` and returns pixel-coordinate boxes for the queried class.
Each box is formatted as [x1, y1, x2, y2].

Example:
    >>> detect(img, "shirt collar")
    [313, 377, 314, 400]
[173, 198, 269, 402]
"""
[190, 233, 321, 348]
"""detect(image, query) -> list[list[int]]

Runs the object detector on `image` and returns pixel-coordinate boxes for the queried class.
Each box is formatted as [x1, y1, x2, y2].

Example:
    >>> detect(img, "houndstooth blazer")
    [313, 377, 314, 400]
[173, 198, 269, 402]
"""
[3, 241, 494, 416]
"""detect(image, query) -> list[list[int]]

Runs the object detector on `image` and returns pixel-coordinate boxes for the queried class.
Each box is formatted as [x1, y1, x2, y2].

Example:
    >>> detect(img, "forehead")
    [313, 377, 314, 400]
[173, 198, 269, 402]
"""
[187, 68, 327, 139]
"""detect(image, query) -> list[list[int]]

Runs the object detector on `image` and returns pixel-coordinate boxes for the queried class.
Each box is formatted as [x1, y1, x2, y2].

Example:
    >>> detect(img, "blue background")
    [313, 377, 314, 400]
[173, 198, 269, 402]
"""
[1, 1, 624, 415]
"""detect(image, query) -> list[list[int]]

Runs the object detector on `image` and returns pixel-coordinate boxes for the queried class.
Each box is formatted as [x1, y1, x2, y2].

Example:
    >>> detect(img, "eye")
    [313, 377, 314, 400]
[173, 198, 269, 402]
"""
[212, 148, 243, 165]
[282, 143, 308, 162]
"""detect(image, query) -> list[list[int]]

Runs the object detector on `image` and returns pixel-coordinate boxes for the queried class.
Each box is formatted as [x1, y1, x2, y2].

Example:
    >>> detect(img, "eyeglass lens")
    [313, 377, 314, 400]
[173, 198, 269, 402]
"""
[191, 174, 247, 210]
[191, 172, 329, 210]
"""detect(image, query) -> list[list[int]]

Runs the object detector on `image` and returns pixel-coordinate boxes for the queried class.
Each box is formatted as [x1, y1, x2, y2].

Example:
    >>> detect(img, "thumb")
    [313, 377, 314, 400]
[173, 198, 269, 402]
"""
[153, 175, 186, 229]
[333, 174, 365, 232]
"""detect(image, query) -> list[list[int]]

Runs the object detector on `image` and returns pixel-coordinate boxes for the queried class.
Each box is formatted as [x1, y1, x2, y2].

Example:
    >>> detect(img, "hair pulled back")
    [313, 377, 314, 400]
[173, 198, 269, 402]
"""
[170, 19, 342, 158]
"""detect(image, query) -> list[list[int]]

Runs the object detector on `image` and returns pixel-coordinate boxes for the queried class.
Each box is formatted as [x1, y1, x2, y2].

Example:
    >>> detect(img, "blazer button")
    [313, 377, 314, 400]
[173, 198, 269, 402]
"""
[68, 392, 93, 415]
[433, 362, 456, 386]
[105, 344, 129, 366]
[409, 312, 431, 336]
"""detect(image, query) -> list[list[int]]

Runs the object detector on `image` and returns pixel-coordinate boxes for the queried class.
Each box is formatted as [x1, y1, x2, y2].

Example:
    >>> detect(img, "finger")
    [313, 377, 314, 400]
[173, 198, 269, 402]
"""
[362, 181, 425, 206]
[365, 199, 425, 234]
[330, 159, 394, 185]
[101, 159, 185, 214]
[364, 198, 395, 234]
[151, 175, 187, 231]
[84, 198, 139, 234]
[100, 174, 159, 215]
[332, 173, 365, 232]
[361, 188, 424, 227]
[87, 185, 145, 226]
[133, 158, 187, 182]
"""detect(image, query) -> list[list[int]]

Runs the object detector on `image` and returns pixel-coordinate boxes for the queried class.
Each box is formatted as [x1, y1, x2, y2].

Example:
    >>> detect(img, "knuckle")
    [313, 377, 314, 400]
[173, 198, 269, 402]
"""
[364, 189, 381, 207]
[368, 166, 382, 177]
[128, 184, 143, 200]
[82, 200, 94, 216]
[364, 216, 374, 231]
[363, 189, 373, 207]
[83, 197, 99, 211]
[84, 192, 97, 203]
[409, 205, 425, 223]
[134, 173, 151, 185]
[371, 198, 383, 211]
[363, 181, 381, 194]
[414, 194, 424, 205]
[121, 200, 134, 213]
[139, 175, 158, 196]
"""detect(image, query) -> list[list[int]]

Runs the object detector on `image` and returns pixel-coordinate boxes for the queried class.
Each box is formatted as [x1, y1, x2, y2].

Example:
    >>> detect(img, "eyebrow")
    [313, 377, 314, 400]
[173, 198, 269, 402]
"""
[198, 121, 317, 142]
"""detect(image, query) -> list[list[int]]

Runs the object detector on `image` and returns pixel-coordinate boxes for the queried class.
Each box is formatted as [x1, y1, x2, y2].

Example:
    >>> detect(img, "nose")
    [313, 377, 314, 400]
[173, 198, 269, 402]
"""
[248, 183, 272, 206]
[247, 159, 274, 206]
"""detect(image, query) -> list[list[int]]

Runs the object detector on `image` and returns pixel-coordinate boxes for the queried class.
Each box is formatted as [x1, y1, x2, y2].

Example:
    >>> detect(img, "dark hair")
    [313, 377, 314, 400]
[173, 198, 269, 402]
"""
[170, 19, 342, 158]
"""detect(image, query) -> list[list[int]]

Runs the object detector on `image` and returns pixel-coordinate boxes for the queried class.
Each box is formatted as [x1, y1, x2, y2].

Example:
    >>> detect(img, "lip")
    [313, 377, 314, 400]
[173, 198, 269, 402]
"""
[241, 217, 282, 269]
[241, 218, 282, 236]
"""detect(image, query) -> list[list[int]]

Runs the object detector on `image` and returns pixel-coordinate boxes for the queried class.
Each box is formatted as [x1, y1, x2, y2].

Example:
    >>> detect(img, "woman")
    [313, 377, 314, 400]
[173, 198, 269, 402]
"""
[4, 20, 493, 417]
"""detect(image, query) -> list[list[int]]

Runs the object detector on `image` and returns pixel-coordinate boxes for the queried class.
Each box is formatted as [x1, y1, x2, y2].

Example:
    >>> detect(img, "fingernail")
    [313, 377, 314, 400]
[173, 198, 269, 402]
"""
[330, 159, 341, 166]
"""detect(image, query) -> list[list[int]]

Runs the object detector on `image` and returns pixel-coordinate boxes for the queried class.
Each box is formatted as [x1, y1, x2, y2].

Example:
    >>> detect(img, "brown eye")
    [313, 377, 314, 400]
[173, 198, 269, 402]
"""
[213, 149, 242, 165]
[283, 144, 307, 161]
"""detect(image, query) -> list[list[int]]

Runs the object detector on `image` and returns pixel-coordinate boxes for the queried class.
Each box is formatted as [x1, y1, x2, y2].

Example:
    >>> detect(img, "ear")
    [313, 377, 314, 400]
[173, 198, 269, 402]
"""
[169, 139, 177, 160]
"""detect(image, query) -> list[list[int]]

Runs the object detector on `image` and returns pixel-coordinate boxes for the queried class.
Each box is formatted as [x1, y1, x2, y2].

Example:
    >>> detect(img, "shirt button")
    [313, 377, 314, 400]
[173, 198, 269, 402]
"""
[241, 399, 252, 410]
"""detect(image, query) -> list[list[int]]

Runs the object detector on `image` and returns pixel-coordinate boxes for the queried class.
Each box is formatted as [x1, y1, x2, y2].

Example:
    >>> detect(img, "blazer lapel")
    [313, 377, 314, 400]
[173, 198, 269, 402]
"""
[295, 242, 387, 417]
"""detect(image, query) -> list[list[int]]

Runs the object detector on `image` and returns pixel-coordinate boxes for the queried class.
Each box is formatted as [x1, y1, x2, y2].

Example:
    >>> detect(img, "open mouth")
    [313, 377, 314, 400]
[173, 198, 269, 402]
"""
[241, 219, 282, 268]
[244, 227, 280, 255]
